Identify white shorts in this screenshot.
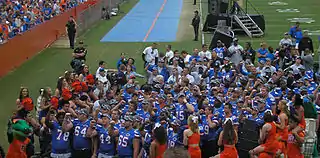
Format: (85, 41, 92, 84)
(50, 153, 71, 158)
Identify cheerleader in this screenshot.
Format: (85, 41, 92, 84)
(183, 115, 201, 158)
(212, 118, 238, 158)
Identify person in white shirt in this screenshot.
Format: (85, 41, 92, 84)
(142, 43, 159, 66)
(228, 38, 244, 65)
(180, 68, 195, 84)
(165, 45, 174, 63)
(96, 68, 111, 90)
(261, 58, 276, 76)
(181, 51, 191, 68)
(279, 32, 292, 47)
(96, 61, 106, 77)
(290, 56, 305, 75)
(198, 44, 212, 60)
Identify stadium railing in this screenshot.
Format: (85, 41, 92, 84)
(0, 0, 123, 78)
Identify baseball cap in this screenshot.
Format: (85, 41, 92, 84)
(101, 113, 111, 119)
(177, 93, 186, 98)
(99, 68, 105, 72)
(79, 109, 89, 116)
(233, 38, 238, 42)
(125, 84, 135, 89)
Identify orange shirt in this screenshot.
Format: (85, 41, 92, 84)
(287, 131, 304, 158)
(155, 142, 167, 158)
(6, 138, 30, 158)
(188, 132, 201, 158)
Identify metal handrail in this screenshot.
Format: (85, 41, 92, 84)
(245, 0, 261, 15)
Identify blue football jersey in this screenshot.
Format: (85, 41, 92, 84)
(167, 128, 180, 148)
(200, 115, 219, 141)
(96, 125, 116, 155)
(175, 103, 189, 125)
(51, 121, 71, 153)
(72, 119, 91, 150)
(117, 128, 141, 156)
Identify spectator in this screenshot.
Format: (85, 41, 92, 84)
(157, 59, 170, 82)
(165, 45, 174, 63)
(256, 42, 268, 63)
(181, 50, 191, 68)
(168, 50, 185, 68)
(212, 40, 227, 62)
(301, 48, 313, 71)
(142, 43, 159, 66)
(289, 56, 305, 76)
(279, 32, 292, 47)
(189, 48, 201, 63)
(298, 31, 314, 54)
(127, 58, 136, 72)
(243, 42, 256, 63)
(289, 22, 300, 39)
(96, 61, 106, 77)
(117, 53, 127, 70)
(228, 38, 243, 65)
(199, 44, 211, 60)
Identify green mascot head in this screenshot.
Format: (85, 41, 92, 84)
(11, 119, 33, 140)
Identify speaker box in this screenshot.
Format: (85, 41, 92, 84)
(242, 119, 258, 131)
(237, 138, 259, 151)
(238, 130, 259, 141)
(209, 29, 233, 50)
(237, 148, 250, 158)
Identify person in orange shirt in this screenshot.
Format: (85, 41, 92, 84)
(276, 100, 289, 158)
(287, 116, 305, 158)
(183, 115, 201, 158)
(212, 118, 238, 158)
(249, 110, 280, 158)
(150, 124, 167, 158)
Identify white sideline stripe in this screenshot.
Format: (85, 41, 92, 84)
(200, 0, 204, 45)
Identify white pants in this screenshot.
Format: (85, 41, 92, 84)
(98, 153, 113, 158)
(50, 153, 71, 158)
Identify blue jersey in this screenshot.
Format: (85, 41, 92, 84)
(200, 115, 219, 141)
(72, 119, 91, 150)
(51, 121, 71, 154)
(117, 128, 141, 156)
(167, 128, 180, 148)
(175, 103, 189, 125)
(96, 125, 116, 155)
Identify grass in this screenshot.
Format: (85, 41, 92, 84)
(202, 0, 320, 50)
(0, 0, 201, 150)
(0, 0, 319, 151)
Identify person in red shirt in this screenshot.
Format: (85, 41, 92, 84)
(184, 115, 201, 158)
(249, 110, 280, 158)
(287, 116, 305, 158)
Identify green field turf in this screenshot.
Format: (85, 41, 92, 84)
(0, 0, 319, 150)
(202, 0, 320, 50)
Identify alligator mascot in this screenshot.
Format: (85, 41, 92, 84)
(6, 119, 33, 158)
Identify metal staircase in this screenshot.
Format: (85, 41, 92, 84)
(234, 14, 264, 38)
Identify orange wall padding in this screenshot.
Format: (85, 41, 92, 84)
(0, 1, 95, 78)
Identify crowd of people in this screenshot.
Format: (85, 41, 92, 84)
(0, 0, 88, 43)
(3, 22, 320, 158)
